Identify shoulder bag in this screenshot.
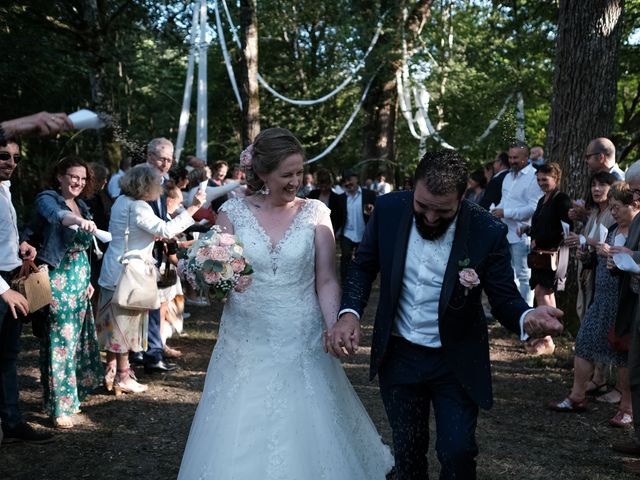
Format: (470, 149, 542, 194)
(112, 202, 161, 311)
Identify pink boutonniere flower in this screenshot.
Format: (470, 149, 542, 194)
(459, 267, 480, 295)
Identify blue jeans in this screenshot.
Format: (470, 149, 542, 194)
(143, 307, 163, 364)
(379, 337, 479, 480)
(510, 239, 533, 306)
(0, 295, 24, 428)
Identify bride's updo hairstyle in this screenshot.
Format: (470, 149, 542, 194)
(243, 128, 305, 194)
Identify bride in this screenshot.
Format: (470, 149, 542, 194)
(178, 128, 393, 479)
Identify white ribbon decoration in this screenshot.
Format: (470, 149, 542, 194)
(174, 4, 200, 163)
(196, 0, 210, 158)
(221, 0, 385, 106)
(214, 0, 243, 111)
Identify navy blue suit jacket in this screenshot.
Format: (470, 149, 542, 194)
(341, 191, 530, 409)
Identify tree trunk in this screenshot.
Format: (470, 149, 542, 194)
(545, 0, 625, 332)
(361, 0, 433, 176)
(239, 0, 260, 147)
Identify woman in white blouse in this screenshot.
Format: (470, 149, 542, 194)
(96, 164, 205, 395)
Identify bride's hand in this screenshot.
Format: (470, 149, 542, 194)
(327, 313, 361, 359)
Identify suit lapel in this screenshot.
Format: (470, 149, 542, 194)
(439, 201, 471, 318)
(389, 203, 414, 307)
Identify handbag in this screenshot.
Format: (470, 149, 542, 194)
(608, 325, 630, 353)
(11, 260, 52, 313)
(527, 249, 559, 272)
(157, 252, 178, 289)
(112, 203, 161, 311)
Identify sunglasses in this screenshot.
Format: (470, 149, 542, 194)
(0, 152, 20, 163)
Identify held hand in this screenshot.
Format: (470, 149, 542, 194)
(596, 242, 610, 257)
(192, 189, 206, 208)
(327, 313, 361, 359)
(524, 306, 564, 338)
(363, 204, 374, 216)
(0, 289, 29, 319)
(564, 232, 580, 248)
(491, 208, 504, 219)
(78, 218, 97, 233)
(19, 241, 37, 261)
(610, 245, 633, 255)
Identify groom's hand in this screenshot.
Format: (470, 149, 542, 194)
(523, 306, 564, 338)
(327, 313, 361, 359)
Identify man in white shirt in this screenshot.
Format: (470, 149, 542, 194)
(374, 174, 392, 196)
(106, 157, 131, 199)
(329, 150, 563, 479)
(0, 140, 52, 444)
(530, 145, 545, 167)
(491, 141, 543, 306)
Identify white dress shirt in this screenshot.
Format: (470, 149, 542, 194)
(393, 220, 457, 347)
(0, 182, 23, 294)
(343, 188, 366, 243)
(496, 164, 542, 244)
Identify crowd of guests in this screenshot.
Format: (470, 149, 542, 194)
(1, 111, 640, 474)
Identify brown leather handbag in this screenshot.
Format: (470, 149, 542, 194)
(527, 249, 559, 272)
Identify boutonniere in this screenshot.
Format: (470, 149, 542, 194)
(458, 258, 480, 295)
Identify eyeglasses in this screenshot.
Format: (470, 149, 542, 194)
(0, 152, 21, 163)
(151, 152, 173, 164)
(584, 151, 602, 160)
(65, 173, 87, 185)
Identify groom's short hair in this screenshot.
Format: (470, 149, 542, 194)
(414, 150, 469, 198)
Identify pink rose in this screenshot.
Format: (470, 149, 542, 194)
(203, 271, 222, 285)
(459, 268, 480, 289)
(231, 258, 246, 273)
(234, 275, 252, 293)
(219, 233, 236, 246)
(210, 246, 231, 262)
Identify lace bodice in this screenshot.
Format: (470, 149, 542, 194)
(217, 198, 331, 356)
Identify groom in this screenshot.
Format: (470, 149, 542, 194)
(328, 150, 563, 479)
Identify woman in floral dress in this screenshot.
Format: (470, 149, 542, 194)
(24, 157, 102, 429)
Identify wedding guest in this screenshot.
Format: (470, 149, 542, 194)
(611, 161, 640, 474)
(374, 174, 392, 196)
(226, 163, 247, 199)
(492, 141, 543, 306)
(297, 172, 315, 198)
(329, 150, 563, 479)
(530, 145, 545, 167)
(106, 157, 131, 199)
(0, 139, 52, 444)
(184, 168, 240, 223)
(23, 157, 103, 429)
(96, 165, 205, 395)
(549, 182, 635, 427)
(86, 162, 113, 301)
(307, 169, 345, 234)
(178, 128, 393, 479)
(339, 170, 377, 280)
(479, 152, 509, 210)
(169, 165, 190, 191)
(483, 161, 494, 185)
(525, 163, 572, 355)
(463, 169, 486, 204)
(565, 172, 616, 396)
(208, 160, 229, 212)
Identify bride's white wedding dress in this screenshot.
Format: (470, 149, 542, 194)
(178, 198, 393, 479)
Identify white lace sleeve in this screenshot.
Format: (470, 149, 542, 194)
(219, 197, 244, 229)
(305, 198, 331, 228)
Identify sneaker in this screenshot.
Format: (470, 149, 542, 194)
(2, 422, 54, 444)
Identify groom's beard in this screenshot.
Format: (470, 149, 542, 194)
(414, 210, 457, 241)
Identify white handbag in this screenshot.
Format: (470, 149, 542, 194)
(112, 203, 160, 311)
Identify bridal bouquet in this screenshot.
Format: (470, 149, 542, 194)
(178, 226, 253, 300)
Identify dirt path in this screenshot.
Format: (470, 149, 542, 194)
(0, 287, 637, 479)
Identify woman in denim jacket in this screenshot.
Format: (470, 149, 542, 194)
(23, 157, 102, 429)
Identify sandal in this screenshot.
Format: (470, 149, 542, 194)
(610, 410, 633, 428)
(103, 366, 116, 392)
(596, 387, 622, 404)
(548, 397, 587, 412)
(53, 415, 74, 429)
(585, 380, 608, 396)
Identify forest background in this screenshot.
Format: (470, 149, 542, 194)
(1, 0, 639, 326)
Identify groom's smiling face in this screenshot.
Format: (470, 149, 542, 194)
(413, 180, 461, 240)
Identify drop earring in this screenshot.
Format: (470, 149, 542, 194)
(259, 184, 270, 195)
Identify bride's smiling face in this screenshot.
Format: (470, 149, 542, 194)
(262, 153, 304, 203)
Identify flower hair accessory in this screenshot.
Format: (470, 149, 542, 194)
(240, 144, 254, 170)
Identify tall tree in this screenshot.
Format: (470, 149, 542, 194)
(361, 0, 433, 171)
(239, 0, 260, 146)
(546, 0, 625, 327)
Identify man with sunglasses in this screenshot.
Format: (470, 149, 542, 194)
(0, 140, 53, 445)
